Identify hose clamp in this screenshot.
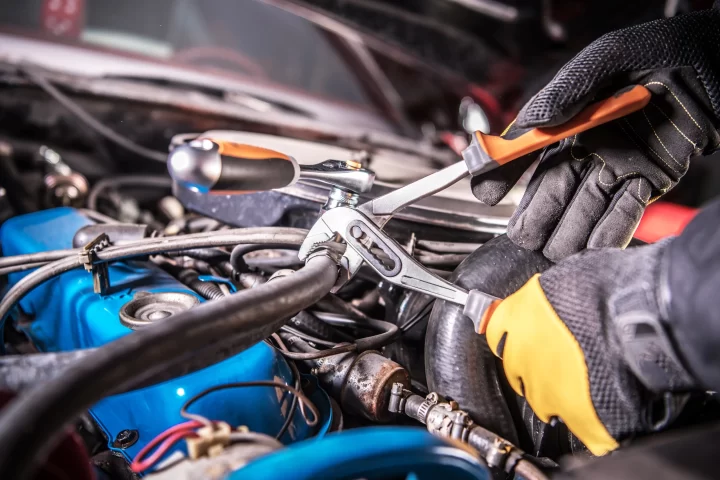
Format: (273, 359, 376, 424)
(78, 233, 111, 295)
(416, 392, 440, 422)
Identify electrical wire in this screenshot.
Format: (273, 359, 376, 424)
(87, 175, 172, 211)
(131, 420, 203, 474)
(228, 431, 284, 450)
(0, 249, 78, 269)
(0, 227, 309, 327)
(398, 300, 435, 333)
(277, 343, 356, 360)
(270, 334, 301, 441)
(280, 326, 337, 348)
(130, 421, 285, 474)
(22, 67, 169, 163)
(0, 262, 46, 277)
(180, 381, 319, 431)
(0, 254, 337, 479)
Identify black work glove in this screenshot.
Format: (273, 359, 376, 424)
(472, 7, 720, 261)
(484, 240, 698, 455)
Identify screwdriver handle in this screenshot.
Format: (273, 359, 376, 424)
(167, 138, 300, 193)
(463, 85, 652, 175)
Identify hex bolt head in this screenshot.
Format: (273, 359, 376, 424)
(112, 429, 139, 449)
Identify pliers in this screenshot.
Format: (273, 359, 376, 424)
(298, 85, 651, 332)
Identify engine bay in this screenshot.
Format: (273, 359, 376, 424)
(2, 2, 720, 478)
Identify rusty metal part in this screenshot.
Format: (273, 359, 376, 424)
(340, 351, 409, 423)
(284, 335, 409, 422)
(389, 384, 549, 479)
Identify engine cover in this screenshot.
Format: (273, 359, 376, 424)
(0, 208, 321, 462)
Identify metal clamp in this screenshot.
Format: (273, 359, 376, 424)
(79, 233, 111, 295)
(416, 392, 441, 423)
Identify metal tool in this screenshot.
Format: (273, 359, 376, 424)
(167, 86, 651, 331)
(167, 138, 374, 196)
(298, 85, 652, 331)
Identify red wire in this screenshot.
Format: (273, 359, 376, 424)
(130, 420, 205, 474)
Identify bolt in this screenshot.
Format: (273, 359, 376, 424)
(112, 429, 139, 449)
(350, 225, 364, 239)
(344, 159, 362, 170)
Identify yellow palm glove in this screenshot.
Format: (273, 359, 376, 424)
(482, 244, 698, 455)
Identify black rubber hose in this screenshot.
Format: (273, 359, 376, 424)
(230, 244, 300, 273)
(425, 235, 552, 446)
(0, 254, 338, 480)
(87, 175, 172, 211)
(287, 311, 353, 343)
(0, 350, 97, 392)
(178, 269, 225, 300)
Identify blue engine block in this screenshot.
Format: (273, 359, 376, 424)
(0, 208, 325, 463)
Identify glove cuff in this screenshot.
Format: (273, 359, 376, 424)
(609, 245, 698, 392)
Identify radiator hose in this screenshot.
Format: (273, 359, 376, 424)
(425, 235, 552, 445)
(0, 253, 338, 480)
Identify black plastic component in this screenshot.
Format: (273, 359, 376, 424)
(425, 234, 552, 447)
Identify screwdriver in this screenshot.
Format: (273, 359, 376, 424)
(167, 138, 300, 193)
(167, 138, 375, 195)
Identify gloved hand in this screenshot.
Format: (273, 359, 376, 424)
(472, 7, 720, 261)
(482, 241, 698, 456)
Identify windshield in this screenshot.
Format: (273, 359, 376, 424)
(0, 0, 373, 107)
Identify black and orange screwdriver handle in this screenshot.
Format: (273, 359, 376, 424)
(167, 138, 300, 193)
(463, 85, 651, 175)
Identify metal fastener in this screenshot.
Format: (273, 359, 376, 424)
(112, 429, 139, 449)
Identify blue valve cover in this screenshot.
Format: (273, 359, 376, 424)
(0, 208, 324, 463)
(232, 427, 491, 480)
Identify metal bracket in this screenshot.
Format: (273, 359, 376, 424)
(79, 233, 111, 295)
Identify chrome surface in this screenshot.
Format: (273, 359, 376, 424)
(167, 141, 222, 193)
(300, 207, 469, 305)
(299, 160, 375, 193)
(358, 160, 471, 228)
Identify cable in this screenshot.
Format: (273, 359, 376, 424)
(278, 343, 357, 360)
(180, 381, 319, 430)
(309, 311, 400, 348)
(228, 431, 284, 450)
(0, 249, 78, 269)
(22, 67, 168, 163)
(77, 208, 120, 224)
(0, 262, 47, 276)
(87, 175, 172, 211)
(0, 227, 309, 326)
(398, 300, 435, 333)
(280, 326, 337, 348)
(270, 334, 301, 441)
(315, 294, 373, 323)
(131, 420, 203, 474)
(0, 253, 337, 479)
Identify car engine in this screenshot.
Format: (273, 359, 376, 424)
(1, 3, 720, 477)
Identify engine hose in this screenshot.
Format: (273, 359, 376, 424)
(425, 235, 552, 446)
(230, 243, 300, 273)
(0, 249, 78, 269)
(0, 253, 338, 480)
(287, 310, 354, 343)
(178, 269, 225, 300)
(0, 227, 308, 326)
(0, 350, 97, 392)
(86, 175, 172, 211)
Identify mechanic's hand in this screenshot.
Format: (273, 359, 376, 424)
(472, 7, 720, 261)
(483, 242, 698, 455)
